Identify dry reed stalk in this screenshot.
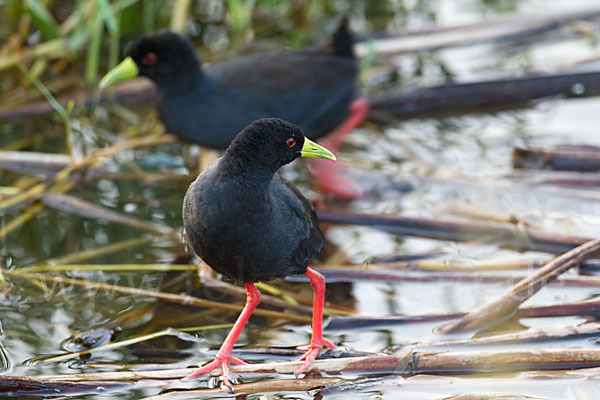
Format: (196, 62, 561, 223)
(313, 268, 600, 287)
(318, 211, 590, 254)
(144, 378, 344, 398)
(203, 274, 354, 316)
(325, 299, 600, 330)
(41, 192, 179, 239)
(36, 348, 600, 383)
(4, 271, 311, 323)
(439, 238, 600, 333)
(418, 322, 600, 348)
(0, 376, 127, 396)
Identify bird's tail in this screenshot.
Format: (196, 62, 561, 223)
(330, 15, 354, 58)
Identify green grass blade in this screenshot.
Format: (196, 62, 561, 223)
(227, 0, 251, 32)
(0, 261, 5, 284)
(256, 282, 299, 305)
(31, 324, 232, 365)
(46, 237, 154, 265)
(143, 0, 155, 33)
(117, 0, 140, 9)
(25, 0, 60, 39)
(360, 38, 376, 73)
(16, 63, 66, 118)
(20, 264, 197, 273)
(108, 1, 121, 69)
(97, 0, 117, 34)
(85, 1, 104, 85)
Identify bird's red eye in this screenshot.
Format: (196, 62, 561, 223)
(286, 138, 296, 148)
(142, 52, 157, 65)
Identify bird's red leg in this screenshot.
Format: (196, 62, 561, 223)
(322, 97, 370, 151)
(181, 283, 261, 387)
(295, 267, 335, 376)
(309, 98, 370, 199)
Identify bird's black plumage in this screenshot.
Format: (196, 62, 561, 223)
(183, 118, 324, 283)
(178, 118, 336, 385)
(107, 18, 357, 149)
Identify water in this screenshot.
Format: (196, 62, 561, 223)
(2, 0, 600, 398)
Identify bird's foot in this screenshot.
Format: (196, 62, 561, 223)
(294, 338, 335, 377)
(180, 353, 247, 389)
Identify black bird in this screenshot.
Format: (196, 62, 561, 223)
(99, 18, 364, 148)
(181, 118, 336, 386)
(99, 18, 368, 198)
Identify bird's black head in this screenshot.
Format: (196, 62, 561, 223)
(224, 118, 336, 174)
(128, 30, 201, 86)
(99, 30, 201, 89)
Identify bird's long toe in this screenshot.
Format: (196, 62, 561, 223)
(180, 358, 221, 381)
(230, 355, 248, 365)
(295, 345, 321, 376)
(296, 338, 334, 351)
(180, 353, 243, 386)
(294, 338, 335, 376)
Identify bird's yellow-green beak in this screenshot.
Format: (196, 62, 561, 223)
(300, 138, 336, 161)
(99, 57, 139, 89)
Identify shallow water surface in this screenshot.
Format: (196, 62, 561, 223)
(2, 0, 600, 399)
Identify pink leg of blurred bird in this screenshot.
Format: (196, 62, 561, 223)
(295, 267, 335, 376)
(309, 98, 370, 199)
(181, 283, 260, 387)
(323, 97, 369, 151)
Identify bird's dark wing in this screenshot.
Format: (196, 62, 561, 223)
(272, 174, 324, 268)
(206, 50, 357, 139)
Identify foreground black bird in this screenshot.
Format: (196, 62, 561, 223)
(99, 18, 368, 197)
(181, 118, 336, 386)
